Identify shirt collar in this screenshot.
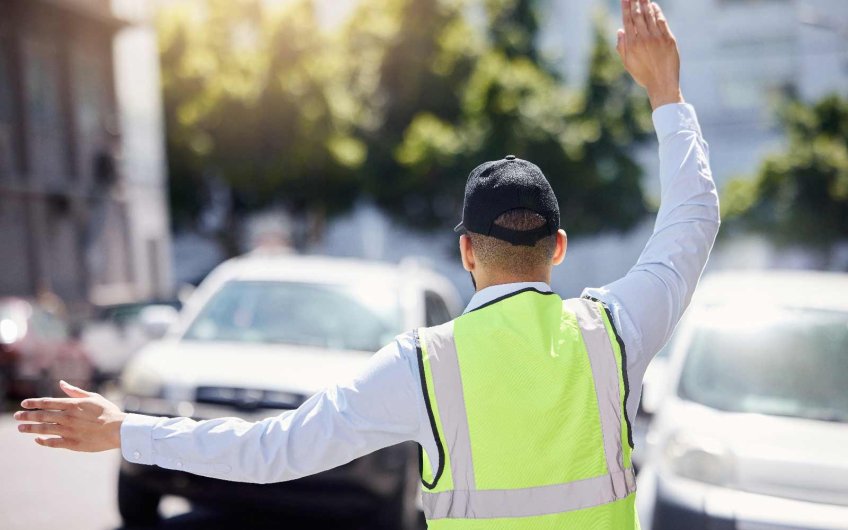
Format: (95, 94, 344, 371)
(463, 282, 553, 314)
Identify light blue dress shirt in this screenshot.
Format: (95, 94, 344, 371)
(120, 103, 720, 485)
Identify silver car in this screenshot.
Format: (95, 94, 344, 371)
(118, 252, 462, 528)
(637, 271, 848, 530)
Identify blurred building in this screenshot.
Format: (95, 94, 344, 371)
(0, 0, 172, 311)
(541, 0, 848, 189)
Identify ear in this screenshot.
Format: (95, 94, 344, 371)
(459, 234, 475, 272)
(551, 229, 567, 266)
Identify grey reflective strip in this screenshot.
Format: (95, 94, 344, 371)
(422, 468, 637, 520)
(420, 322, 476, 491)
(564, 298, 629, 497)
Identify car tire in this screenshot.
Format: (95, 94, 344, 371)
(374, 458, 421, 530)
(118, 470, 162, 527)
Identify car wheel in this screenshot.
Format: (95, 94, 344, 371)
(374, 458, 421, 530)
(118, 469, 162, 527)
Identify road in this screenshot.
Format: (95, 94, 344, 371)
(0, 398, 425, 530)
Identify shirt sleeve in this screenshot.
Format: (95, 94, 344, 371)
(119, 332, 433, 484)
(582, 103, 720, 417)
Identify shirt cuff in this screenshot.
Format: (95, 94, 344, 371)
(652, 102, 701, 142)
(120, 413, 160, 466)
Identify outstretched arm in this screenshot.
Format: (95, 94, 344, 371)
(583, 0, 720, 418)
(15, 335, 432, 484)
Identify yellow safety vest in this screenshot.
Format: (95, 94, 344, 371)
(415, 289, 639, 529)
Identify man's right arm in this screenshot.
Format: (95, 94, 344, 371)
(15, 333, 435, 485)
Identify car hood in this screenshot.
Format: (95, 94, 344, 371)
(128, 339, 374, 396)
(657, 401, 848, 506)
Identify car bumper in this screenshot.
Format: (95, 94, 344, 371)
(653, 474, 848, 530)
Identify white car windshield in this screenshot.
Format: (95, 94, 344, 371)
(678, 307, 848, 423)
(183, 280, 402, 352)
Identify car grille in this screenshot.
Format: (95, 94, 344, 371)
(195, 386, 306, 411)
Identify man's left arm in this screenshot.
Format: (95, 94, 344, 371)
(15, 336, 430, 485)
(582, 0, 720, 420)
(583, 103, 719, 381)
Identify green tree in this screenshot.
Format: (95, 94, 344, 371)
(343, 0, 480, 228)
(160, 0, 653, 243)
(159, 0, 366, 242)
(722, 94, 848, 250)
(391, 5, 652, 233)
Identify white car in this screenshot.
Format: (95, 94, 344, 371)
(118, 252, 462, 528)
(637, 271, 848, 530)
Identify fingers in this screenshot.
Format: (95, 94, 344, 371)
(622, 0, 635, 36)
(18, 422, 71, 436)
(653, 3, 673, 39)
(20, 397, 80, 411)
(631, 0, 649, 36)
(35, 436, 75, 450)
(14, 409, 71, 424)
(643, 0, 660, 36)
(616, 29, 626, 60)
(60, 380, 94, 398)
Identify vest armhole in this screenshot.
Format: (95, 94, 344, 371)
(414, 328, 446, 490)
(582, 296, 635, 450)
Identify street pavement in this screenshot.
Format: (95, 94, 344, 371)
(1, 399, 425, 530)
(0, 403, 199, 530)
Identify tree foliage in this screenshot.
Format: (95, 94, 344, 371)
(159, 0, 652, 240)
(722, 94, 848, 247)
(160, 0, 366, 228)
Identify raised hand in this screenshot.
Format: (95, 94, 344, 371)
(617, 0, 683, 110)
(14, 380, 127, 452)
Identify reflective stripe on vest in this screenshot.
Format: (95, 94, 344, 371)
(416, 293, 636, 524)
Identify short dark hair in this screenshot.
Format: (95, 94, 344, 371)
(467, 209, 557, 275)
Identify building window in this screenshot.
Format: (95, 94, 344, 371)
(71, 45, 109, 184)
(23, 38, 67, 186)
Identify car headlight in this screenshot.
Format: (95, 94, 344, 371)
(663, 432, 735, 487)
(0, 318, 24, 345)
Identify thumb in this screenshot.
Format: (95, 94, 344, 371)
(616, 29, 626, 61)
(60, 380, 93, 398)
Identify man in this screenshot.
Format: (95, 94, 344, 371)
(15, 1, 719, 527)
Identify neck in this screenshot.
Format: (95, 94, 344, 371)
(473, 271, 551, 292)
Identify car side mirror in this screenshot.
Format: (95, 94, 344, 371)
(139, 305, 179, 339)
(177, 283, 195, 306)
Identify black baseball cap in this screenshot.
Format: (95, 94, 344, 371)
(454, 155, 560, 246)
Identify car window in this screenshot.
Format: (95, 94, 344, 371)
(678, 307, 848, 423)
(425, 291, 452, 327)
(183, 280, 402, 352)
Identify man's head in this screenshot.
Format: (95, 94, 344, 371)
(455, 156, 567, 289)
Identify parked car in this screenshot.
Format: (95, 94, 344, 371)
(636, 271, 848, 530)
(118, 253, 462, 528)
(82, 299, 182, 384)
(631, 342, 671, 471)
(0, 297, 94, 401)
